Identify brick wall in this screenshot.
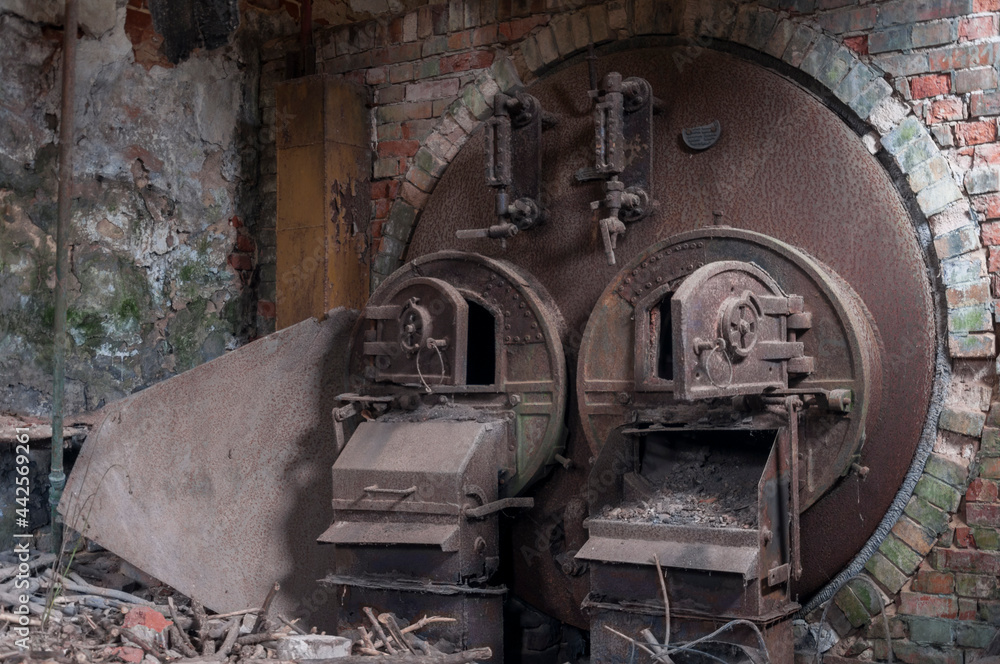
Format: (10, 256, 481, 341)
(255, 0, 1000, 659)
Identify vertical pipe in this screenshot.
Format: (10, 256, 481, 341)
(50, 0, 78, 554)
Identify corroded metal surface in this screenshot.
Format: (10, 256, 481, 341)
(60, 309, 358, 628)
(409, 47, 934, 624)
(348, 251, 568, 497)
(578, 228, 883, 512)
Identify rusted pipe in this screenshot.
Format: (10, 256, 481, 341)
(50, 0, 78, 554)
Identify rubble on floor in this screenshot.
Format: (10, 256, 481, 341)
(0, 547, 491, 663)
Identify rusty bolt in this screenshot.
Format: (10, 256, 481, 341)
(617, 392, 631, 405)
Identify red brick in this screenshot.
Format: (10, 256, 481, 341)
(928, 43, 995, 72)
(123, 607, 171, 633)
(974, 193, 1000, 219)
(388, 16, 403, 44)
(498, 15, 548, 42)
(235, 235, 254, 253)
(405, 78, 460, 101)
(843, 35, 868, 55)
(365, 67, 387, 85)
(989, 247, 1000, 273)
(228, 254, 253, 271)
(911, 74, 952, 99)
(982, 457, 1000, 479)
(439, 50, 495, 73)
(913, 570, 956, 595)
(957, 525, 974, 548)
(401, 119, 436, 141)
(374, 197, 391, 219)
(257, 300, 276, 319)
(959, 597, 978, 619)
(968, 478, 1000, 502)
(960, 15, 998, 42)
(975, 0, 1000, 9)
(230, 215, 243, 229)
(370, 179, 400, 200)
(984, 220, 1000, 246)
(928, 97, 965, 124)
(471, 25, 498, 46)
(377, 139, 420, 158)
(969, 503, 1000, 527)
(936, 548, 1000, 574)
(956, 120, 998, 146)
(898, 591, 959, 618)
(977, 143, 1000, 166)
(447, 30, 472, 50)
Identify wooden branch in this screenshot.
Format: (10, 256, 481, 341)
(170, 625, 199, 658)
(310, 646, 492, 664)
(123, 627, 167, 659)
(380, 614, 417, 655)
(653, 553, 673, 663)
(0, 613, 41, 627)
(279, 614, 307, 636)
(168, 597, 199, 657)
(216, 618, 240, 660)
(364, 607, 396, 655)
(252, 583, 280, 634)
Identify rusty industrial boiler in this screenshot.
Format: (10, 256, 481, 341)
(317, 45, 935, 664)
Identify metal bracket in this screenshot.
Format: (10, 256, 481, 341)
(578, 72, 656, 265)
(460, 91, 546, 246)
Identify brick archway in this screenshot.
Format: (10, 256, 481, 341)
(365, 0, 994, 625)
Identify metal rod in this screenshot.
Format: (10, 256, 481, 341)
(50, 0, 78, 554)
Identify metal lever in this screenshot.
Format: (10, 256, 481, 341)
(592, 179, 649, 265)
(464, 496, 534, 519)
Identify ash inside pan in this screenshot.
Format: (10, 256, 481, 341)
(601, 429, 776, 529)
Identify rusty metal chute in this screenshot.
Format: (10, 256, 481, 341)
(59, 309, 359, 626)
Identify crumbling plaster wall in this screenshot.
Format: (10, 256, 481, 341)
(0, 2, 290, 416)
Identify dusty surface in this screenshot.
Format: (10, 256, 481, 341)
(601, 442, 766, 530)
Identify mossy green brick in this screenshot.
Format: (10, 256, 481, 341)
(972, 527, 1000, 550)
(939, 407, 987, 437)
(880, 534, 924, 574)
(848, 578, 885, 615)
(925, 454, 970, 488)
(908, 617, 954, 645)
(982, 426, 1000, 455)
(956, 573, 997, 598)
(904, 494, 951, 534)
(865, 551, 909, 594)
(461, 84, 491, 120)
(956, 621, 995, 648)
(835, 585, 872, 627)
(915, 474, 964, 512)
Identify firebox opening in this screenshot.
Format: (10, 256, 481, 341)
(655, 295, 673, 380)
(466, 299, 497, 385)
(628, 429, 777, 529)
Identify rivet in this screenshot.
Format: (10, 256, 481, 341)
(656, 276, 663, 283)
(505, 336, 512, 342)
(514, 336, 520, 342)
(536, 333, 543, 340)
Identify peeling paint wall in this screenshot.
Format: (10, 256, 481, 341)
(0, 2, 288, 416)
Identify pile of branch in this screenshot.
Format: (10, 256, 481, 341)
(0, 550, 302, 663)
(344, 608, 490, 664)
